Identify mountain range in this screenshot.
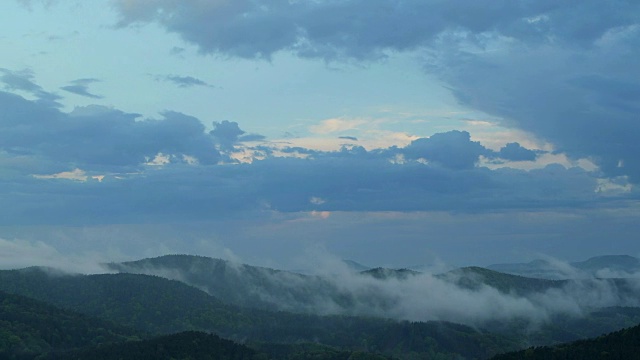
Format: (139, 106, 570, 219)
(2, 254, 640, 359)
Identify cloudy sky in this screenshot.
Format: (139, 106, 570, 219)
(1, 0, 639, 271)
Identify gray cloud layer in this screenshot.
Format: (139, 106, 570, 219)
(0, 93, 219, 172)
(112, 1, 639, 59)
(0, 88, 627, 226)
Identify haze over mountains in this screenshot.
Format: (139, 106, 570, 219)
(488, 255, 640, 280)
(106, 254, 640, 327)
(3, 253, 640, 359)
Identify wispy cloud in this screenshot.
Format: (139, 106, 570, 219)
(156, 74, 214, 88)
(60, 78, 103, 99)
(0, 68, 61, 106)
(310, 118, 367, 134)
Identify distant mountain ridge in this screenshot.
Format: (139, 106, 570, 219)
(105, 254, 640, 332)
(3, 261, 640, 359)
(4, 254, 640, 359)
(107, 254, 367, 314)
(360, 267, 420, 280)
(440, 266, 565, 296)
(0, 266, 518, 360)
(488, 255, 640, 279)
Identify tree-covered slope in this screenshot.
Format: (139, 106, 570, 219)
(440, 266, 565, 295)
(48, 331, 396, 360)
(490, 322, 640, 360)
(104, 255, 640, 351)
(0, 290, 141, 360)
(107, 254, 360, 313)
(43, 331, 264, 360)
(360, 267, 421, 280)
(0, 267, 242, 335)
(0, 267, 519, 359)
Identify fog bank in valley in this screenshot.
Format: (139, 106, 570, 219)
(109, 251, 640, 328)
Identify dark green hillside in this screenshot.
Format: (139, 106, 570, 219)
(360, 267, 420, 280)
(47, 331, 396, 360)
(441, 266, 565, 295)
(253, 342, 394, 360)
(0, 290, 141, 360)
(442, 266, 640, 302)
(106, 255, 640, 353)
(482, 307, 640, 349)
(0, 268, 244, 335)
(109, 255, 437, 318)
(108, 254, 359, 313)
(44, 331, 263, 360)
(237, 313, 518, 359)
(0, 267, 519, 359)
(490, 322, 640, 360)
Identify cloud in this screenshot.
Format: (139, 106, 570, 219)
(310, 118, 367, 134)
(157, 74, 213, 88)
(0, 91, 221, 172)
(112, 249, 640, 328)
(0, 74, 633, 227)
(0, 68, 61, 107)
(402, 130, 490, 170)
(498, 142, 538, 162)
(110, 1, 640, 183)
(210, 120, 246, 151)
(15, 0, 58, 10)
(0, 237, 110, 274)
(33, 168, 89, 181)
(60, 78, 103, 99)
(435, 27, 640, 181)
(238, 133, 267, 142)
(111, 1, 639, 60)
(1, 147, 609, 226)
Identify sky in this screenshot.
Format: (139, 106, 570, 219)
(1, 0, 639, 271)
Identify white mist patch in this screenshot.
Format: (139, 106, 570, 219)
(323, 269, 548, 325)
(109, 250, 640, 328)
(0, 237, 113, 274)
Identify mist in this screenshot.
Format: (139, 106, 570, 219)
(0, 237, 114, 274)
(104, 249, 640, 329)
(3, 234, 639, 329)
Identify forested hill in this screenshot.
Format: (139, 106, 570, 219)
(0, 267, 519, 359)
(5, 256, 640, 359)
(107, 254, 569, 313)
(107, 254, 351, 313)
(0, 290, 394, 360)
(44, 331, 397, 360)
(360, 267, 420, 280)
(440, 266, 565, 295)
(109, 254, 640, 313)
(43, 331, 263, 360)
(0, 290, 141, 359)
(491, 322, 640, 359)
